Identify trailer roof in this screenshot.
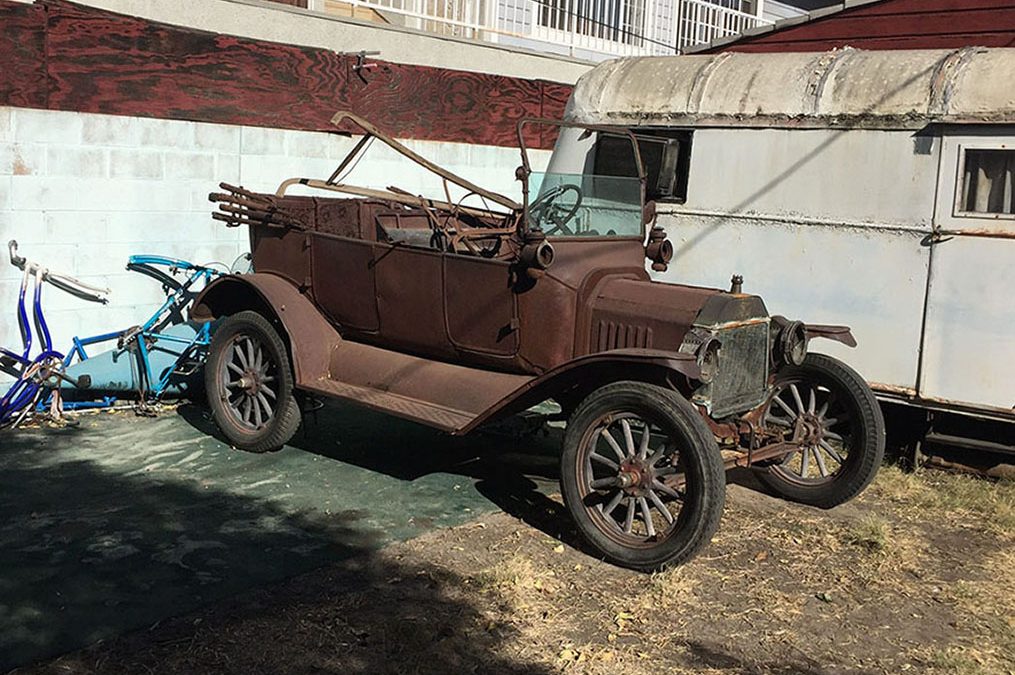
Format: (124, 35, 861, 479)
(565, 47, 1015, 130)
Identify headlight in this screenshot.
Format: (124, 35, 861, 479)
(775, 319, 808, 367)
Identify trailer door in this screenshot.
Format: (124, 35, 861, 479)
(920, 131, 1015, 414)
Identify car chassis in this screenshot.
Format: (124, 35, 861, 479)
(193, 111, 886, 571)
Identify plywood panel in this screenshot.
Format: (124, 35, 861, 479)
(0, 2, 47, 108)
(0, 0, 572, 149)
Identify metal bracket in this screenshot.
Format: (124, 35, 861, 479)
(352, 50, 381, 84)
(921, 230, 954, 247)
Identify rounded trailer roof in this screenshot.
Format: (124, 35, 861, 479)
(565, 47, 1015, 130)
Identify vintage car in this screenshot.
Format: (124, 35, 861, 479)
(192, 112, 885, 571)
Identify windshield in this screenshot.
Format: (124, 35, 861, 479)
(528, 172, 643, 238)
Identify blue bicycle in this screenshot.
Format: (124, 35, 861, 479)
(1, 241, 229, 428)
(1, 241, 109, 428)
(55, 254, 224, 415)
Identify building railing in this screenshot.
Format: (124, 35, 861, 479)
(305, 0, 771, 59)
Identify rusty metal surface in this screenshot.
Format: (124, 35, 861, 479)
(330, 111, 521, 211)
(805, 323, 858, 348)
(192, 274, 341, 387)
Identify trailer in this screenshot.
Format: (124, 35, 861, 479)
(558, 47, 1015, 458)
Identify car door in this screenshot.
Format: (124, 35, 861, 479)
(443, 253, 519, 359)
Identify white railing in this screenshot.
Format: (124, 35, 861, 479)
(675, 0, 763, 50)
(305, 0, 771, 59)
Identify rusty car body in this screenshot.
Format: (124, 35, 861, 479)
(192, 111, 885, 571)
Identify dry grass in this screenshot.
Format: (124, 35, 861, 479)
(27, 465, 1015, 675)
(870, 465, 1015, 538)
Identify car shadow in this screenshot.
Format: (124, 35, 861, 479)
(176, 400, 601, 557)
(177, 400, 781, 560)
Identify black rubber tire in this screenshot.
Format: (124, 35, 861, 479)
(204, 310, 301, 453)
(755, 353, 885, 508)
(560, 381, 725, 573)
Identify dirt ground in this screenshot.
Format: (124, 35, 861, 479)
(18, 463, 1013, 675)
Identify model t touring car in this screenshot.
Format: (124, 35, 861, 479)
(192, 112, 885, 571)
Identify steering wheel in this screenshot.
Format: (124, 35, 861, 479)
(529, 183, 583, 236)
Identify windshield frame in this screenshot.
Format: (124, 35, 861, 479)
(516, 119, 647, 240)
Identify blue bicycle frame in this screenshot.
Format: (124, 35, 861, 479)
(1, 242, 106, 427)
(58, 256, 221, 408)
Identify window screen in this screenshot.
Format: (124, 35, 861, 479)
(960, 149, 1015, 215)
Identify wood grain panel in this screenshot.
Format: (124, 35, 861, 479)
(0, 2, 47, 108)
(44, 0, 352, 131)
(0, 0, 572, 149)
(344, 59, 546, 147)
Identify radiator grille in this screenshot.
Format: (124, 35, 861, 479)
(708, 322, 769, 418)
(593, 321, 654, 352)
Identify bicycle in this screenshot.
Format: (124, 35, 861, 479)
(2, 241, 230, 428)
(56, 254, 224, 414)
(1, 241, 109, 429)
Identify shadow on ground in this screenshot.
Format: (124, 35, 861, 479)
(0, 404, 560, 673)
(178, 400, 587, 546)
(4, 399, 792, 673)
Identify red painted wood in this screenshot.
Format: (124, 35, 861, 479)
(730, 32, 1015, 51)
(712, 0, 1015, 53)
(45, 1, 353, 131)
(845, 0, 1015, 15)
(0, 3, 47, 108)
(0, 0, 572, 149)
(341, 59, 546, 147)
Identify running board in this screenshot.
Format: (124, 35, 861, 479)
(299, 340, 533, 434)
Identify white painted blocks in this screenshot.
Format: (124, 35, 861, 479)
(81, 113, 144, 147)
(165, 152, 216, 180)
(1, 142, 46, 177)
(11, 177, 193, 212)
(194, 123, 240, 152)
(138, 117, 195, 149)
(14, 109, 82, 145)
(109, 148, 164, 179)
(0, 176, 10, 211)
(0, 108, 11, 143)
(46, 146, 105, 177)
(240, 126, 285, 156)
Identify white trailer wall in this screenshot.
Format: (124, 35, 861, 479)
(655, 127, 938, 394)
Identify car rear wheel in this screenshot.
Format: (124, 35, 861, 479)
(205, 310, 301, 453)
(754, 353, 885, 508)
(560, 381, 725, 572)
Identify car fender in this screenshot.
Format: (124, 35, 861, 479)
(805, 324, 858, 348)
(460, 348, 702, 433)
(191, 273, 340, 384)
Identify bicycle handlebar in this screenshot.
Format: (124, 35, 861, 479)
(8, 240, 26, 269)
(8, 239, 111, 303)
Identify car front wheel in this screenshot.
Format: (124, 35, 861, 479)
(754, 353, 885, 508)
(205, 310, 301, 453)
(560, 381, 726, 572)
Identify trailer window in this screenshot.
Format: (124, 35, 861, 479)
(593, 130, 692, 203)
(959, 149, 1015, 216)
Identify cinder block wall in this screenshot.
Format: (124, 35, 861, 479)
(0, 106, 548, 380)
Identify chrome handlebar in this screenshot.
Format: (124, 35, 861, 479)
(8, 239, 111, 304)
